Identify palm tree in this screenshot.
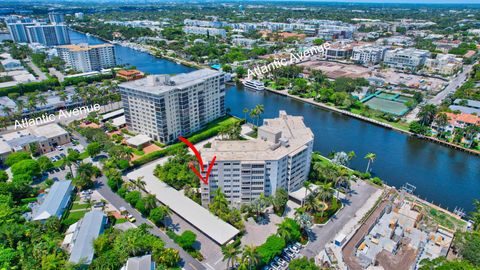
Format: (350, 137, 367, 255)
(242, 108, 249, 123)
(254, 104, 264, 126)
(303, 194, 321, 214)
(434, 113, 449, 135)
(417, 104, 437, 126)
(241, 245, 259, 270)
(15, 99, 25, 115)
(222, 243, 241, 269)
(134, 176, 146, 191)
(302, 180, 312, 206)
(2, 106, 13, 120)
(364, 153, 377, 173)
(317, 183, 334, 218)
(37, 94, 48, 108)
(249, 109, 258, 127)
(277, 221, 292, 242)
(144, 194, 157, 211)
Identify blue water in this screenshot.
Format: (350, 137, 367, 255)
(69, 30, 480, 213)
(69, 30, 194, 75)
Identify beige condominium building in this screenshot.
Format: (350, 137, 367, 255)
(119, 69, 226, 144)
(0, 123, 70, 162)
(57, 43, 116, 72)
(201, 111, 314, 207)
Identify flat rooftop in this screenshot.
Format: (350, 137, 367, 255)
(203, 111, 313, 161)
(58, 43, 113, 52)
(127, 159, 239, 245)
(32, 123, 69, 138)
(119, 69, 221, 95)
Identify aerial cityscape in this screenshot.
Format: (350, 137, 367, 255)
(0, 1, 479, 269)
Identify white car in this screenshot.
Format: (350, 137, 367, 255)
(293, 242, 303, 250)
(270, 261, 281, 270)
(274, 257, 287, 267)
(284, 249, 296, 258)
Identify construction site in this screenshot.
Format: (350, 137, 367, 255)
(320, 186, 466, 270)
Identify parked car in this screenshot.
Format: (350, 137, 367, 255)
(293, 242, 302, 250)
(126, 214, 136, 223)
(274, 257, 287, 267)
(56, 146, 64, 151)
(281, 254, 291, 262)
(270, 261, 281, 270)
(284, 249, 296, 258)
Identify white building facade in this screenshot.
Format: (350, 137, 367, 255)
(57, 44, 116, 72)
(183, 26, 227, 38)
(201, 111, 314, 207)
(351, 45, 388, 65)
(119, 69, 226, 144)
(383, 48, 431, 71)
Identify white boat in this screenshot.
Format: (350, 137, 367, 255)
(243, 80, 265, 91)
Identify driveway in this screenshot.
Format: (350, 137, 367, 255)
(126, 155, 229, 270)
(301, 180, 378, 258)
(95, 176, 206, 270)
(25, 59, 48, 80)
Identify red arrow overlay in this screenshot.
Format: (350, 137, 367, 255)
(179, 136, 216, 185)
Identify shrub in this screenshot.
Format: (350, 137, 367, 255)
(5, 151, 31, 167)
(125, 191, 141, 206)
(257, 235, 285, 265)
(371, 177, 383, 186)
(135, 199, 147, 215)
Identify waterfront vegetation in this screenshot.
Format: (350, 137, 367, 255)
(408, 65, 480, 150)
(262, 66, 413, 129)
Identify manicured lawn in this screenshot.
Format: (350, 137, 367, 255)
(132, 148, 145, 156)
(71, 203, 90, 210)
(116, 218, 128, 224)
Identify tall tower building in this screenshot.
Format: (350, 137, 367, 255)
(119, 69, 226, 144)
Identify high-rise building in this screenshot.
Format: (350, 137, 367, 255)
(7, 15, 70, 46)
(6, 21, 35, 43)
(201, 111, 314, 207)
(119, 69, 226, 144)
(48, 12, 65, 24)
(26, 24, 70, 46)
(57, 43, 116, 72)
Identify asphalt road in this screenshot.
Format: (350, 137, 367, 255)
(72, 128, 205, 270)
(95, 176, 206, 270)
(428, 64, 474, 106)
(405, 64, 475, 122)
(301, 180, 378, 258)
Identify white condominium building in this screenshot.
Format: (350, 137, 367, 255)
(183, 26, 227, 38)
(184, 19, 223, 28)
(351, 45, 388, 65)
(383, 48, 431, 71)
(57, 43, 116, 72)
(119, 69, 226, 144)
(201, 111, 314, 207)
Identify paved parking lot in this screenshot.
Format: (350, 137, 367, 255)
(242, 211, 283, 247)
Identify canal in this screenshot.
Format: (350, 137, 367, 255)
(69, 30, 480, 213)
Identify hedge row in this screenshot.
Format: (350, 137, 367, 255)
(0, 73, 115, 97)
(61, 73, 114, 87)
(131, 116, 242, 167)
(0, 78, 59, 97)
